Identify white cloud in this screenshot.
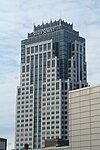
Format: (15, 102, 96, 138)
(0, 0, 100, 149)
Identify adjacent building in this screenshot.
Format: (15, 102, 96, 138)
(0, 138, 7, 150)
(15, 19, 88, 150)
(68, 84, 100, 150)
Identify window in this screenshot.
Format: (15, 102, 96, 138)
(43, 103, 46, 106)
(47, 88, 50, 91)
(43, 93, 46, 96)
(48, 52, 51, 59)
(51, 131, 54, 134)
(51, 97, 54, 100)
(17, 115, 20, 118)
(30, 87, 33, 94)
(39, 45, 42, 52)
(27, 48, 30, 54)
(30, 95, 33, 98)
(47, 126, 50, 129)
(47, 70, 50, 73)
(35, 46, 38, 53)
(51, 116, 54, 119)
(51, 111, 54, 114)
(42, 127, 45, 130)
(27, 56, 30, 63)
(47, 112, 50, 115)
(29, 128, 32, 131)
(51, 106, 54, 110)
(47, 131, 50, 134)
(52, 60, 55, 67)
(48, 43, 51, 50)
(43, 85, 46, 91)
(52, 92, 55, 95)
(47, 107, 50, 110)
(52, 74, 55, 76)
(31, 47, 34, 53)
(22, 79, 25, 82)
(56, 131, 59, 134)
(22, 66, 25, 73)
(26, 65, 29, 72)
(17, 120, 20, 123)
(43, 44, 46, 51)
(47, 102, 50, 105)
(22, 74, 25, 77)
(43, 98, 46, 101)
(56, 116, 59, 119)
(52, 78, 55, 81)
(56, 83, 59, 90)
(47, 61, 50, 68)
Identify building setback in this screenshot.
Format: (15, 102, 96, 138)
(15, 19, 88, 150)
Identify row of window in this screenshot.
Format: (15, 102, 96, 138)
(16, 132, 32, 137)
(26, 52, 51, 63)
(42, 116, 59, 120)
(42, 131, 59, 135)
(21, 82, 29, 86)
(16, 128, 32, 132)
(16, 142, 32, 147)
(42, 111, 59, 115)
(47, 60, 55, 68)
(22, 73, 29, 77)
(17, 101, 33, 105)
(17, 96, 33, 101)
(16, 137, 32, 142)
(17, 118, 32, 123)
(42, 121, 59, 125)
(43, 82, 59, 91)
(17, 109, 33, 113)
(42, 105, 59, 110)
(17, 104, 33, 109)
(17, 123, 32, 127)
(47, 69, 56, 73)
(42, 126, 59, 130)
(42, 101, 59, 106)
(27, 43, 51, 54)
(43, 95, 67, 100)
(42, 136, 59, 140)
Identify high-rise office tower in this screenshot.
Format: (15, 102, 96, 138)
(15, 19, 88, 150)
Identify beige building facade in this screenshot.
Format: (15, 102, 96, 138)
(69, 84, 100, 150)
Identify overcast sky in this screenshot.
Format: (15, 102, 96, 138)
(0, 0, 100, 150)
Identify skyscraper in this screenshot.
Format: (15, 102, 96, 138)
(15, 19, 88, 150)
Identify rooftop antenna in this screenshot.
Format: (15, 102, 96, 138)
(50, 19, 52, 27)
(59, 18, 62, 26)
(72, 22, 73, 28)
(42, 21, 44, 29)
(33, 23, 35, 31)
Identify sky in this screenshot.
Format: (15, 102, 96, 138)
(0, 0, 100, 149)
